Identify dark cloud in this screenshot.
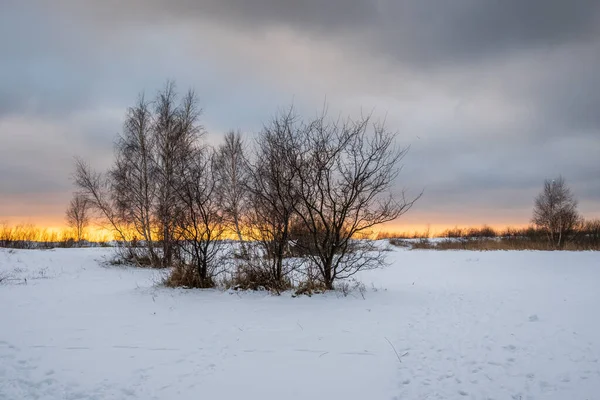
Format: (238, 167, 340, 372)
(56, 0, 600, 135)
(536, 53, 600, 133)
(61, 0, 600, 66)
(1, 0, 599, 224)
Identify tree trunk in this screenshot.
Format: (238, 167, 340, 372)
(162, 224, 171, 267)
(323, 257, 334, 290)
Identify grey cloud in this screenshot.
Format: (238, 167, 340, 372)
(0, 112, 118, 197)
(396, 120, 600, 213)
(56, 0, 600, 136)
(537, 58, 600, 133)
(63, 0, 600, 66)
(1, 0, 599, 224)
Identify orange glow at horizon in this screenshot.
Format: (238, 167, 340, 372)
(2, 215, 531, 240)
(377, 223, 529, 236)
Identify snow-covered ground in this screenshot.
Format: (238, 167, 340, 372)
(1, 247, 599, 400)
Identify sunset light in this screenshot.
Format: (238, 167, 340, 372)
(2, 2, 599, 399)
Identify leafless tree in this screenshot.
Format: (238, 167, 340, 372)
(153, 82, 202, 267)
(73, 82, 203, 267)
(245, 108, 302, 285)
(532, 176, 581, 249)
(65, 193, 91, 243)
(288, 111, 421, 289)
(73, 158, 128, 243)
(171, 147, 227, 287)
(215, 131, 249, 247)
(110, 95, 160, 264)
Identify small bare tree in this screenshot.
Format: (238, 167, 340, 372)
(288, 111, 421, 289)
(153, 82, 202, 267)
(74, 158, 129, 243)
(532, 176, 581, 249)
(170, 148, 227, 287)
(74, 158, 151, 262)
(244, 108, 302, 287)
(110, 95, 160, 264)
(73, 82, 203, 268)
(215, 131, 249, 246)
(65, 193, 91, 243)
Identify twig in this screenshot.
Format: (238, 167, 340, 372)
(384, 337, 405, 363)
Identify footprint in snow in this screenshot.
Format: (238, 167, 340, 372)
(528, 314, 539, 322)
(503, 344, 517, 352)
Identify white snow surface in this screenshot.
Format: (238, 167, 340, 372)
(1, 246, 599, 400)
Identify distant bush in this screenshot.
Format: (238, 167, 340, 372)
(376, 228, 431, 240)
(441, 225, 497, 239)
(572, 219, 600, 249)
(388, 238, 412, 248)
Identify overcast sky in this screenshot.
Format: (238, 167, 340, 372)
(1, 0, 599, 231)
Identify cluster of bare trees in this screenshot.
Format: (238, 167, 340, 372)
(71, 82, 418, 290)
(73, 83, 223, 284)
(227, 107, 420, 290)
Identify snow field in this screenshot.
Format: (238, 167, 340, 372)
(1, 247, 599, 399)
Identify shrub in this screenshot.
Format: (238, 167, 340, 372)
(388, 238, 411, 248)
(164, 265, 216, 289)
(293, 278, 328, 297)
(226, 261, 293, 294)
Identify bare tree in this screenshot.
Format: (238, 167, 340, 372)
(73, 82, 203, 268)
(65, 193, 91, 243)
(532, 176, 581, 249)
(245, 108, 302, 286)
(171, 148, 227, 287)
(153, 82, 202, 267)
(288, 111, 421, 289)
(215, 131, 249, 246)
(73, 157, 128, 243)
(110, 95, 159, 264)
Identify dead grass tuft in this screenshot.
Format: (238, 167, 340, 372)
(401, 238, 599, 251)
(164, 265, 215, 289)
(293, 278, 328, 297)
(225, 263, 292, 294)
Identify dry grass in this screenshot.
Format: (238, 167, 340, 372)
(388, 238, 412, 248)
(397, 238, 600, 251)
(225, 263, 293, 294)
(293, 278, 328, 297)
(164, 265, 216, 289)
(391, 221, 600, 251)
(0, 222, 106, 249)
(376, 229, 431, 240)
